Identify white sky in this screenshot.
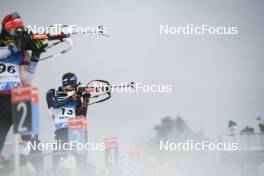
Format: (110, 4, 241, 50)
(1, 0, 264, 165)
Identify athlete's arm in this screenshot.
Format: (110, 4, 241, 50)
(19, 39, 46, 84)
(19, 52, 39, 84)
(46, 89, 72, 109)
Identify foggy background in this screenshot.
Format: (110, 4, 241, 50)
(1, 0, 264, 172)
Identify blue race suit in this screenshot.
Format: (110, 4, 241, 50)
(46, 87, 87, 132)
(46, 87, 88, 169)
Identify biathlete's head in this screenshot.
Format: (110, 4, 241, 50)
(1, 12, 24, 37)
(62, 72, 78, 92)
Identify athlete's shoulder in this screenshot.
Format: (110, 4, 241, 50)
(0, 46, 11, 60)
(46, 88, 56, 107)
(46, 88, 56, 96)
(0, 47, 25, 65)
(46, 87, 64, 97)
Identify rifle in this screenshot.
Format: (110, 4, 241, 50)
(76, 80, 134, 105)
(12, 26, 109, 61)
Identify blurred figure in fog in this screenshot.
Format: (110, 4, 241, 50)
(228, 120, 237, 134)
(256, 116, 264, 133)
(240, 126, 255, 135)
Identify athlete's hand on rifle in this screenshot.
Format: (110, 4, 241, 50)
(69, 90, 90, 106)
(82, 93, 90, 107)
(28, 40, 48, 58)
(13, 30, 47, 57)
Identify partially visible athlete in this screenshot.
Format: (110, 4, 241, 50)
(46, 72, 90, 172)
(0, 12, 46, 171)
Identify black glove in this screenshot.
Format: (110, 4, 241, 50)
(28, 39, 47, 58)
(28, 39, 47, 52)
(82, 93, 91, 107)
(14, 33, 47, 57)
(82, 93, 91, 100)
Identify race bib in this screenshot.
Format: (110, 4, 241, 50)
(0, 62, 20, 83)
(50, 107, 76, 129)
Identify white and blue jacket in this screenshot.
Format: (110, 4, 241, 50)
(0, 44, 38, 93)
(46, 88, 88, 130)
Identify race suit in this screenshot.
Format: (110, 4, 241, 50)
(0, 43, 43, 169)
(46, 87, 88, 169)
